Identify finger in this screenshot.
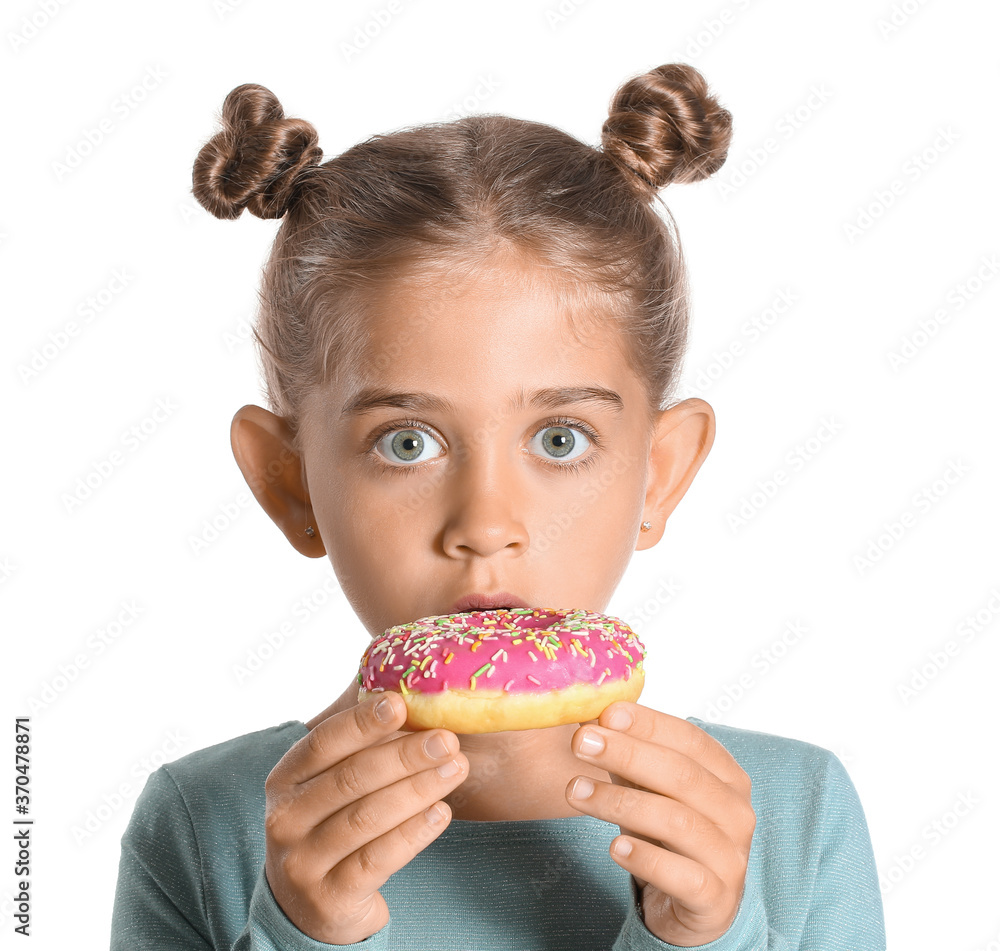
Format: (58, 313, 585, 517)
(571, 726, 753, 833)
(596, 702, 750, 791)
(320, 801, 453, 913)
(274, 726, 463, 834)
(270, 694, 405, 788)
(608, 834, 736, 929)
(566, 776, 742, 876)
(311, 759, 469, 892)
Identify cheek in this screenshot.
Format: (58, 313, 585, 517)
(326, 467, 439, 556)
(569, 445, 645, 521)
(321, 490, 426, 632)
(530, 451, 645, 556)
(314, 443, 431, 522)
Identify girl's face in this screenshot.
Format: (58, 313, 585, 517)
(296, 251, 659, 637)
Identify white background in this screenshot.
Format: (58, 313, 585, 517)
(2, 0, 998, 946)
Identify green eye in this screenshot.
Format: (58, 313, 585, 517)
(532, 424, 591, 462)
(375, 427, 444, 465)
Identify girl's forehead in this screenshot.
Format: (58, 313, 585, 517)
(360, 253, 626, 355)
(319, 319, 641, 433)
(357, 290, 628, 389)
(302, 252, 645, 428)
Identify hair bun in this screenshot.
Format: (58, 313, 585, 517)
(601, 63, 732, 195)
(192, 83, 322, 220)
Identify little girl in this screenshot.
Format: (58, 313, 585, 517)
(111, 64, 885, 949)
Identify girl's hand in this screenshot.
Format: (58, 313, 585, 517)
(264, 694, 469, 944)
(566, 702, 755, 946)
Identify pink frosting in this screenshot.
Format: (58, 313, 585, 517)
(358, 607, 645, 695)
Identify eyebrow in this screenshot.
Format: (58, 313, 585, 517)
(340, 384, 624, 419)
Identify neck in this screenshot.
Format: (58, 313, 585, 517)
(305, 683, 610, 821)
(442, 722, 611, 821)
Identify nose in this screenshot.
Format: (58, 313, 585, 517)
(440, 448, 530, 559)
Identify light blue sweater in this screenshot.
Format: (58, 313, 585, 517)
(111, 717, 885, 949)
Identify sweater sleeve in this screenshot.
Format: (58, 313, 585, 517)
(110, 765, 394, 951)
(611, 874, 771, 951)
(797, 751, 885, 949)
(610, 747, 884, 950)
(110, 766, 216, 949)
(231, 865, 393, 951)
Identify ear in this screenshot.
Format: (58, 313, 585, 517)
(637, 398, 715, 550)
(229, 404, 325, 557)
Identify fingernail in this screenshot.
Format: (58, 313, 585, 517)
(607, 707, 631, 731)
(425, 803, 447, 824)
(578, 730, 605, 756)
(436, 759, 461, 778)
(424, 732, 449, 759)
(569, 776, 594, 800)
(375, 696, 396, 723)
(612, 837, 632, 858)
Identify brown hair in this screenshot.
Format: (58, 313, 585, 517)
(192, 63, 732, 448)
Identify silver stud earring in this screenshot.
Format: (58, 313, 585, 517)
(640, 521, 651, 532)
(305, 526, 316, 537)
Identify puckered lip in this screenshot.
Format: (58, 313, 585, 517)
(449, 591, 531, 614)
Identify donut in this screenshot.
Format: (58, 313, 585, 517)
(356, 607, 645, 733)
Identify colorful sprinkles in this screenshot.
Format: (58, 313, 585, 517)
(357, 607, 646, 696)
